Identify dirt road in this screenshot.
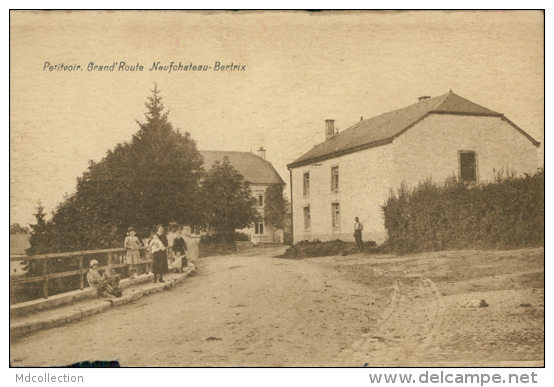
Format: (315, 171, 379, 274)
(327, 248, 544, 367)
(10, 247, 543, 367)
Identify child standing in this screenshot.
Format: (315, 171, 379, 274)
(124, 227, 141, 279)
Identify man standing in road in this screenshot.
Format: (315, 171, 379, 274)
(354, 217, 364, 251)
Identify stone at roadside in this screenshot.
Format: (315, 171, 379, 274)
(461, 299, 489, 308)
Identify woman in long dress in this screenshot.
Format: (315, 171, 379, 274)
(150, 224, 169, 283)
(171, 229, 187, 273)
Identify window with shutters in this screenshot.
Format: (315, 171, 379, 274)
(459, 151, 477, 182)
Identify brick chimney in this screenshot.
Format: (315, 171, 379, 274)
(325, 119, 335, 140)
(257, 146, 266, 160)
(418, 96, 431, 101)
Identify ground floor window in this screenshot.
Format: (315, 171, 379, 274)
(255, 221, 264, 234)
(303, 206, 311, 229)
(332, 202, 340, 228)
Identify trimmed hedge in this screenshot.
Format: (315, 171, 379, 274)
(197, 232, 251, 258)
(199, 244, 237, 258)
(382, 169, 544, 253)
(200, 232, 251, 245)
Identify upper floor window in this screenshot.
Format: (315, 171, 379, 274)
(459, 151, 477, 182)
(331, 166, 339, 191)
(332, 202, 340, 228)
(303, 172, 310, 196)
(257, 193, 264, 207)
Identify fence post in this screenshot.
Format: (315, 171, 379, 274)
(79, 256, 84, 290)
(187, 235, 201, 260)
(42, 258, 48, 299)
(108, 251, 112, 266)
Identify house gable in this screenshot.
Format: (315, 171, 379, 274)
(391, 114, 539, 189)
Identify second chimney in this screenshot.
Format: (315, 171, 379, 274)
(257, 146, 266, 160)
(325, 119, 335, 140)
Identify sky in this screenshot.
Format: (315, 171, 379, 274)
(10, 10, 544, 227)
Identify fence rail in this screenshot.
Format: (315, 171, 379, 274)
(10, 247, 153, 304)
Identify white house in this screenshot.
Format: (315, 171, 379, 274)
(200, 148, 285, 243)
(10, 233, 30, 276)
(287, 91, 540, 244)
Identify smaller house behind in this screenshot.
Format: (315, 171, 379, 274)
(200, 148, 285, 244)
(10, 233, 30, 276)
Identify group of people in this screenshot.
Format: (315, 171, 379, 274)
(87, 224, 188, 297)
(125, 224, 188, 282)
(87, 220, 362, 297)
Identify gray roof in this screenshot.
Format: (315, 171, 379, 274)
(200, 150, 285, 185)
(288, 91, 540, 168)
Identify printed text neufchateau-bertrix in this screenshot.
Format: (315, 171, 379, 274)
(42, 61, 247, 72)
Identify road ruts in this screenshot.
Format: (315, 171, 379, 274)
(331, 274, 445, 367)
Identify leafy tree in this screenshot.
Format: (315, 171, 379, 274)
(10, 223, 30, 234)
(200, 156, 259, 244)
(264, 183, 289, 237)
(30, 85, 204, 253)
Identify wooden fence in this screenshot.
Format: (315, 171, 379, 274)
(9, 247, 152, 304)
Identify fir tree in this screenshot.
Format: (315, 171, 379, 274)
(26, 201, 50, 255)
(32, 85, 204, 252)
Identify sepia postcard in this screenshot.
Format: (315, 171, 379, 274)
(9, 9, 544, 374)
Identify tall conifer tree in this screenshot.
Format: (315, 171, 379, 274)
(31, 85, 203, 253)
